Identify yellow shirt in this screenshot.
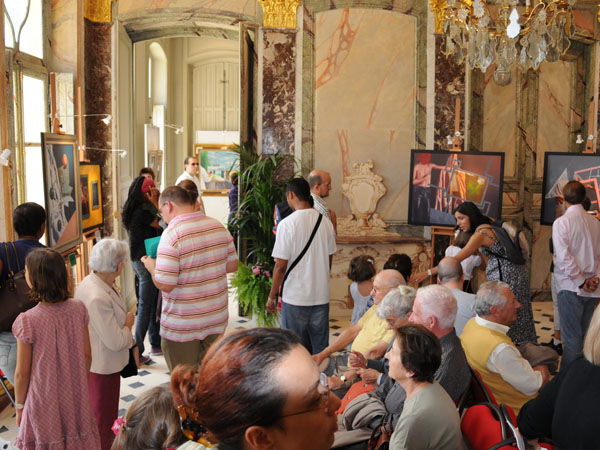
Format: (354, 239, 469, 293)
(351, 305, 395, 354)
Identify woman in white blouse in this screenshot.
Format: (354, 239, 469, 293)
(76, 239, 136, 450)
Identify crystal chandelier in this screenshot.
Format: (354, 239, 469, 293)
(430, 0, 576, 85)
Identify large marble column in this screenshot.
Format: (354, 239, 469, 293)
(84, 0, 114, 235)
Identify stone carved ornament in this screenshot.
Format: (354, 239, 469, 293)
(338, 160, 400, 237)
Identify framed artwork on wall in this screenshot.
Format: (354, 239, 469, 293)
(194, 143, 240, 195)
(41, 133, 82, 253)
(408, 150, 505, 226)
(79, 163, 103, 232)
(541, 152, 600, 225)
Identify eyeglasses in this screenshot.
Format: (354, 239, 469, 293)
(280, 373, 331, 418)
(189, 163, 199, 166)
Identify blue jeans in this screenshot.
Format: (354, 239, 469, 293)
(131, 260, 161, 354)
(557, 290, 599, 368)
(281, 302, 329, 354)
(0, 331, 17, 384)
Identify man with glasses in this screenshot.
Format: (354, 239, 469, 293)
(175, 156, 211, 194)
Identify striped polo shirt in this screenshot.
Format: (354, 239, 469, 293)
(154, 211, 237, 342)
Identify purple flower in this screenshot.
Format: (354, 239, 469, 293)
(264, 271, 271, 278)
(251, 265, 261, 275)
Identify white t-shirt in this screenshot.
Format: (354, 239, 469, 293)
(272, 208, 336, 306)
(445, 245, 481, 280)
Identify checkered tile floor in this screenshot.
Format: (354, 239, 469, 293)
(0, 299, 556, 443)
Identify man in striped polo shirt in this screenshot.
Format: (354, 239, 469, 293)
(142, 186, 238, 371)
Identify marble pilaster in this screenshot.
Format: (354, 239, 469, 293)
(434, 36, 465, 150)
(259, 29, 297, 155)
(84, 18, 113, 235)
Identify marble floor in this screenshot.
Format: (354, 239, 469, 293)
(0, 299, 555, 445)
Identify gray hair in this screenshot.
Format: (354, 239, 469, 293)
(437, 257, 463, 283)
(415, 284, 457, 329)
(475, 281, 511, 316)
(89, 238, 129, 273)
(377, 286, 416, 320)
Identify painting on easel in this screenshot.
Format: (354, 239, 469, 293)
(541, 152, 600, 225)
(408, 150, 505, 226)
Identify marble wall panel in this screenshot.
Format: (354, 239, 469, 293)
(118, 0, 257, 17)
(261, 30, 296, 155)
(314, 9, 416, 223)
(49, 0, 77, 73)
(482, 67, 517, 177)
(434, 36, 465, 150)
(530, 221, 553, 301)
(536, 61, 573, 179)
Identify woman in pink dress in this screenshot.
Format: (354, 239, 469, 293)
(12, 248, 100, 449)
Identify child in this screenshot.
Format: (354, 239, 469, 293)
(346, 255, 376, 324)
(383, 253, 413, 283)
(111, 385, 189, 450)
(13, 248, 100, 449)
(445, 231, 482, 293)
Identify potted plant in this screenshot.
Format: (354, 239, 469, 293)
(229, 144, 294, 326)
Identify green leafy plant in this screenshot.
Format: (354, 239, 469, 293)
(229, 144, 294, 325)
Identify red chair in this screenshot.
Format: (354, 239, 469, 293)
(457, 367, 498, 414)
(0, 368, 15, 407)
(461, 403, 519, 450)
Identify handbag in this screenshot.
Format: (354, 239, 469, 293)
(280, 213, 323, 298)
(0, 243, 37, 332)
(120, 346, 139, 378)
(367, 421, 393, 450)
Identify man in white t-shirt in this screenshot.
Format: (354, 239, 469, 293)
(268, 178, 337, 354)
(437, 257, 476, 335)
(175, 156, 212, 193)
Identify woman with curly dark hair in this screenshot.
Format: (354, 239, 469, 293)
(122, 176, 162, 363)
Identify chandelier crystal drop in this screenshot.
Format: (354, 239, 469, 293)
(431, 0, 575, 84)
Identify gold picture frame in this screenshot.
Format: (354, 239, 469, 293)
(193, 143, 240, 196)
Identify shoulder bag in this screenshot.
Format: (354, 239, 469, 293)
(0, 243, 37, 332)
(280, 213, 323, 298)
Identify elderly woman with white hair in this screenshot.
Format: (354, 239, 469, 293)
(75, 238, 136, 450)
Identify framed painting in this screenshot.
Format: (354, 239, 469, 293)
(194, 143, 240, 195)
(541, 152, 600, 225)
(408, 150, 505, 226)
(41, 133, 82, 253)
(79, 163, 103, 232)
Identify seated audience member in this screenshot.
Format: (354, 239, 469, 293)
(111, 385, 188, 450)
(77, 239, 136, 450)
(313, 269, 406, 367)
(0, 202, 46, 385)
(445, 231, 481, 292)
(170, 328, 341, 450)
(437, 257, 476, 335)
(177, 179, 206, 213)
(518, 306, 600, 449)
(383, 254, 412, 284)
(387, 325, 464, 450)
(346, 255, 376, 325)
(460, 281, 550, 414)
(139, 167, 155, 180)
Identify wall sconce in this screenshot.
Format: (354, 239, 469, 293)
(576, 134, 584, 144)
(50, 113, 112, 125)
(164, 124, 184, 135)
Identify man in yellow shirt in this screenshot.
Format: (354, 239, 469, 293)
(313, 269, 405, 367)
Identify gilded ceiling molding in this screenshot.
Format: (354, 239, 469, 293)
(258, 0, 302, 29)
(84, 0, 114, 23)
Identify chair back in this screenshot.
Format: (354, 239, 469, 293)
(461, 403, 517, 450)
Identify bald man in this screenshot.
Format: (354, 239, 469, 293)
(437, 257, 476, 335)
(308, 169, 337, 231)
(313, 269, 406, 366)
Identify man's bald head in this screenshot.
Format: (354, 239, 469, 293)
(437, 257, 463, 285)
(372, 269, 406, 304)
(308, 170, 332, 197)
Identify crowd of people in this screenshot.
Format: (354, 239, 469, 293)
(1, 158, 600, 449)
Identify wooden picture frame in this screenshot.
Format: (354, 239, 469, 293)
(79, 162, 104, 232)
(41, 133, 82, 253)
(194, 143, 240, 196)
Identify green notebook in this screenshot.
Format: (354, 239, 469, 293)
(144, 236, 162, 259)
